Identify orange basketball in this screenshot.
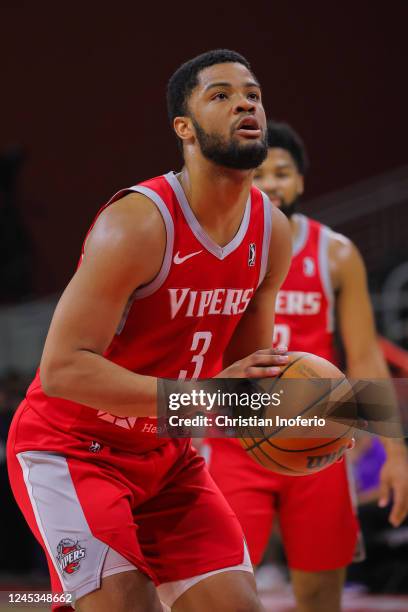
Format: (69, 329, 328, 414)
(239, 351, 356, 476)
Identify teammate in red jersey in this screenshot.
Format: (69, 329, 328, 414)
(7, 52, 293, 611)
(206, 121, 408, 612)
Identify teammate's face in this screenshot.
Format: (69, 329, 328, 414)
(253, 148, 304, 216)
(182, 62, 268, 170)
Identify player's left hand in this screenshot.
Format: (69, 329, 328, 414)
(378, 444, 408, 527)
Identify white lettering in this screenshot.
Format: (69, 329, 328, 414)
(208, 288, 225, 315)
(222, 289, 243, 315)
(197, 290, 213, 317)
(169, 287, 256, 318)
(238, 288, 254, 313)
(186, 290, 198, 317)
(275, 291, 322, 315)
(169, 288, 190, 319)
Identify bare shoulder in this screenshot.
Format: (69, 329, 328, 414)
(87, 192, 166, 252)
(81, 191, 167, 287)
(265, 203, 292, 285)
(270, 203, 292, 250)
(327, 228, 362, 266)
(327, 228, 366, 289)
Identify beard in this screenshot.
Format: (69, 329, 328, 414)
(191, 117, 268, 170)
(280, 195, 301, 218)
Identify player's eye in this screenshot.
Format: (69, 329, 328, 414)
(248, 92, 260, 101)
(213, 92, 228, 100)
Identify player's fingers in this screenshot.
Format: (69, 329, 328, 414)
(378, 479, 391, 509)
(244, 365, 282, 378)
(253, 346, 288, 356)
(249, 353, 289, 366)
(389, 486, 408, 527)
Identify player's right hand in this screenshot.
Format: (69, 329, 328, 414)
(216, 347, 289, 379)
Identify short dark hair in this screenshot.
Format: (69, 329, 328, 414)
(167, 49, 253, 126)
(266, 120, 309, 175)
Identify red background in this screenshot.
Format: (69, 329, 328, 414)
(2, 1, 407, 294)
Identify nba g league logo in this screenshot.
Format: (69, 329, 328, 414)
(248, 243, 256, 267)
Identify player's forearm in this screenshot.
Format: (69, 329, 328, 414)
(381, 437, 407, 457)
(41, 350, 157, 417)
(346, 345, 405, 442)
(346, 344, 390, 379)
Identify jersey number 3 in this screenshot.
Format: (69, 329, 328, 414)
(178, 331, 212, 380)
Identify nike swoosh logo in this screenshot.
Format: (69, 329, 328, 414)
(173, 250, 203, 264)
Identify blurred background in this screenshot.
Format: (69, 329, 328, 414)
(1, 1, 408, 610)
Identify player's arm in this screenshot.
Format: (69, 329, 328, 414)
(40, 193, 165, 418)
(220, 205, 292, 377)
(333, 234, 388, 379)
(333, 234, 408, 526)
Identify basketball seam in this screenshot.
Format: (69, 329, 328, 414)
(242, 375, 349, 453)
(240, 436, 304, 474)
(263, 375, 355, 451)
(265, 423, 355, 453)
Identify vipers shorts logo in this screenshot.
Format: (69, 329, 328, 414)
(57, 538, 86, 574)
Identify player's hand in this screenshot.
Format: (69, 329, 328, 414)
(216, 346, 289, 379)
(378, 444, 408, 527)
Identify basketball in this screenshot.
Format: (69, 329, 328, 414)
(239, 351, 357, 476)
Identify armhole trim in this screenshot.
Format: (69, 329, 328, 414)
(116, 185, 174, 334)
(319, 225, 335, 332)
(257, 192, 273, 288)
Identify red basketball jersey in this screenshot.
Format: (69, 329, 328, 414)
(24, 172, 272, 452)
(273, 214, 337, 363)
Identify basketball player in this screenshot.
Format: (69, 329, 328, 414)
(206, 121, 408, 612)
(6, 52, 293, 611)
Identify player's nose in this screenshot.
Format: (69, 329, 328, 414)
(262, 176, 279, 191)
(234, 96, 256, 114)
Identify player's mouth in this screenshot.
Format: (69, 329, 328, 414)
(235, 116, 262, 139)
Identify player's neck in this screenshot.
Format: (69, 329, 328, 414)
(289, 213, 303, 241)
(178, 162, 253, 246)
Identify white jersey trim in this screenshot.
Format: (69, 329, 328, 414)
(115, 184, 175, 334)
(165, 171, 251, 261)
(292, 213, 309, 256)
(131, 185, 175, 299)
(257, 192, 273, 288)
(318, 225, 335, 332)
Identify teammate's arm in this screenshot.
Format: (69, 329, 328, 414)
(40, 193, 165, 418)
(220, 205, 292, 377)
(334, 234, 408, 526)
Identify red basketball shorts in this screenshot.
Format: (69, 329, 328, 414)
(7, 402, 249, 610)
(205, 438, 362, 571)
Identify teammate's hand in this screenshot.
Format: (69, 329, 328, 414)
(378, 444, 408, 527)
(216, 346, 289, 379)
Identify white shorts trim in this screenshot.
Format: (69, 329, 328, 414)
(157, 540, 253, 608)
(101, 547, 137, 580)
(75, 543, 252, 607)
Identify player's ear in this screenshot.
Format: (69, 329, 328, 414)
(173, 116, 194, 144)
